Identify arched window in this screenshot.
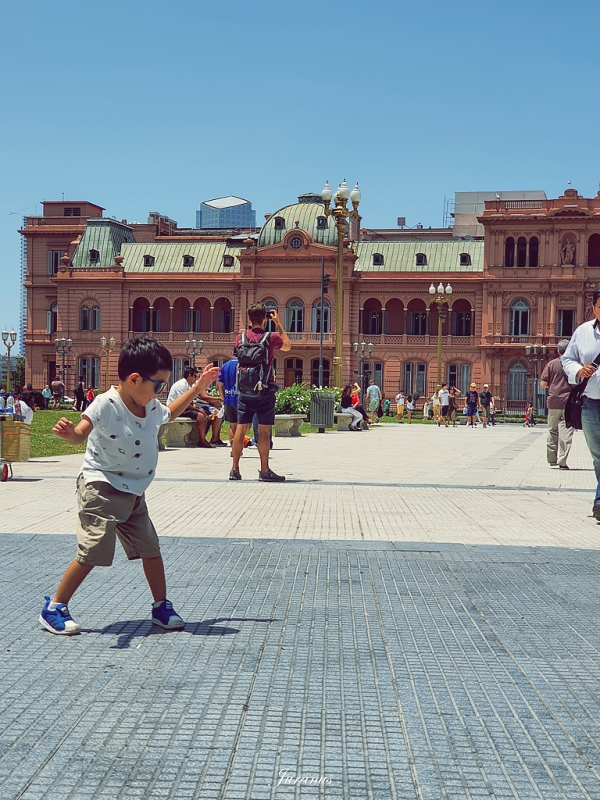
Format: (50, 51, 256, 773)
(452, 299, 472, 336)
(274, 216, 286, 230)
(407, 299, 426, 335)
(143, 255, 155, 267)
(47, 301, 58, 334)
(588, 234, 600, 267)
(507, 359, 528, 400)
(516, 237, 527, 268)
(78, 357, 100, 389)
(403, 362, 427, 397)
(373, 253, 384, 266)
(89, 249, 100, 264)
(459, 253, 471, 266)
(183, 255, 194, 267)
(415, 253, 427, 267)
(510, 298, 530, 337)
(363, 299, 382, 335)
(132, 297, 151, 332)
(312, 299, 330, 333)
(264, 299, 278, 333)
(447, 363, 471, 395)
(284, 357, 303, 385)
(311, 358, 330, 387)
(80, 305, 100, 331)
(214, 297, 232, 333)
(504, 237, 515, 268)
(285, 300, 304, 333)
(316, 216, 327, 230)
(529, 237, 539, 268)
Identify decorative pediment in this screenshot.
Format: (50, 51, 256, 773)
(549, 207, 592, 217)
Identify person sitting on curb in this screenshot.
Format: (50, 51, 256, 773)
(341, 384, 363, 430)
(196, 388, 226, 446)
(351, 383, 369, 424)
(167, 367, 213, 448)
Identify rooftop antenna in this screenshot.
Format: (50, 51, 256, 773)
(62, 192, 65, 200)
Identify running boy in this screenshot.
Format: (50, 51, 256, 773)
(39, 337, 219, 635)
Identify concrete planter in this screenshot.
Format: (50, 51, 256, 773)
(274, 414, 306, 437)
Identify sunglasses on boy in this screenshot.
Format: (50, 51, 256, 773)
(140, 375, 168, 394)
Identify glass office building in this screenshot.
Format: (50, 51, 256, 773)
(196, 196, 256, 229)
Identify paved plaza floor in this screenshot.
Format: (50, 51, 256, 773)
(2, 423, 600, 798)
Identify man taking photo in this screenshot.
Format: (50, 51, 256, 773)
(230, 302, 290, 481)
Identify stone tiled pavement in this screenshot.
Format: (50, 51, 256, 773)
(2, 424, 600, 798)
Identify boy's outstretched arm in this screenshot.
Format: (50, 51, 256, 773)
(167, 364, 220, 420)
(53, 416, 94, 446)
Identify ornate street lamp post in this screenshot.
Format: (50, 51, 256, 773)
(100, 336, 116, 391)
(54, 337, 72, 390)
(353, 341, 373, 404)
(185, 338, 203, 369)
(1, 329, 17, 393)
(429, 282, 453, 390)
(525, 344, 547, 415)
(322, 179, 361, 388)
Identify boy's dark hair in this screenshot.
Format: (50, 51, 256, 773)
(183, 367, 197, 379)
(247, 302, 266, 326)
(118, 336, 172, 381)
(593, 289, 600, 306)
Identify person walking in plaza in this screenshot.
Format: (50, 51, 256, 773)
(42, 383, 52, 409)
(480, 384, 493, 428)
(230, 302, 290, 481)
(448, 386, 460, 426)
(431, 389, 441, 426)
(51, 374, 65, 410)
(540, 339, 573, 470)
(465, 382, 479, 428)
(341, 384, 364, 430)
(39, 336, 220, 635)
(395, 390, 405, 423)
(73, 376, 86, 412)
(167, 367, 213, 448)
(562, 292, 600, 519)
(365, 380, 382, 424)
(217, 353, 238, 447)
(438, 383, 450, 427)
(406, 394, 414, 423)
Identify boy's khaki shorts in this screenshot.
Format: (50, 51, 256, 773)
(75, 475, 161, 567)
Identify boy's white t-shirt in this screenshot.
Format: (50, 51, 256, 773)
(80, 387, 171, 496)
(438, 389, 450, 405)
(395, 394, 405, 406)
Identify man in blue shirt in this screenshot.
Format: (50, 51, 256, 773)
(217, 354, 238, 444)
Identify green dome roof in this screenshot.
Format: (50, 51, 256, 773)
(258, 201, 338, 247)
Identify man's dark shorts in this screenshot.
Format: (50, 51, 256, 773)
(441, 405, 449, 416)
(224, 404, 238, 424)
(237, 392, 276, 426)
(180, 409, 201, 421)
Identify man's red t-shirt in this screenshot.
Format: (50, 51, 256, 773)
(236, 328, 283, 374)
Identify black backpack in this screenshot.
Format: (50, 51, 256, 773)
(234, 331, 271, 398)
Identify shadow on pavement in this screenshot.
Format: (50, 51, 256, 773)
(83, 616, 278, 649)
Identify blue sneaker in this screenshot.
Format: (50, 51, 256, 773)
(151, 600, 185, 629)
(39, 596, 81, 635)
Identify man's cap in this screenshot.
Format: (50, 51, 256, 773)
(483, 383, 489, 387)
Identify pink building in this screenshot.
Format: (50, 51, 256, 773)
(21, 187, 600, 409)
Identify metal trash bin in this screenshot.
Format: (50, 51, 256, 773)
(310, 390, 336, 431)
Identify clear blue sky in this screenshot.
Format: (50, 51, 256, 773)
(1, 0, 599, 344)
